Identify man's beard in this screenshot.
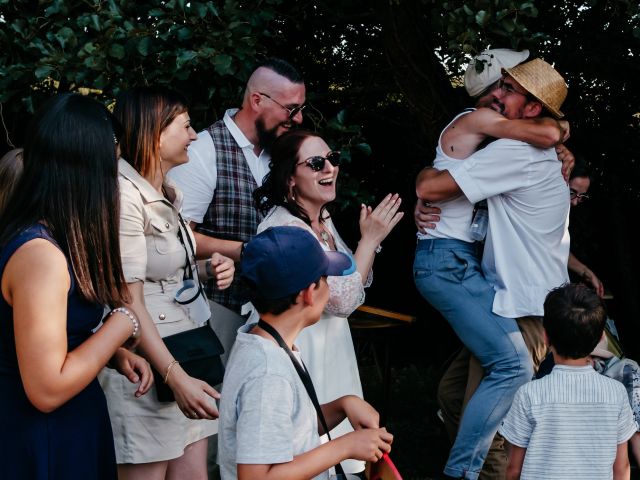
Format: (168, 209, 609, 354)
(256, 117, 282, 153)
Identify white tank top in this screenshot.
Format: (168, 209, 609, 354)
(417, 109, 477, 242)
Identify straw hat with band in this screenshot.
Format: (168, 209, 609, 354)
(503, 58, 568, 119)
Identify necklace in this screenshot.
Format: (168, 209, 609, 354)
(319, 230, 330, 246)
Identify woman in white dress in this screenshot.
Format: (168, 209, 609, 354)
(253, 129, 403, 475)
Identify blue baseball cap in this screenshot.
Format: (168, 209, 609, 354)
(240, 226, 356, 299)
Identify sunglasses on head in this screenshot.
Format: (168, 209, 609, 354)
(296, 151, 342, 171)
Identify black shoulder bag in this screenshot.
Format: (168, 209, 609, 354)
(152, 213, 225, 402)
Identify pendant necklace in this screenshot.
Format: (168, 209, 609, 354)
(319, 229, 330, 247)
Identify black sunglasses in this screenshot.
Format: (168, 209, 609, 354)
(258, 92, 306, 120)
(296, 151, 342, 171)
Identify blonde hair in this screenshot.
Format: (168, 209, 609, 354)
(0, 148, 24, 215)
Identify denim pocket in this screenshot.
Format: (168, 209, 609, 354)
(413, 250, 433, 279)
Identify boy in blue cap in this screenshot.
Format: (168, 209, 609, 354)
(218, 226, 393, 480)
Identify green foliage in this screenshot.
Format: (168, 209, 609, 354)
(430, 0, 546, 73)
(0, 0, 282, 126)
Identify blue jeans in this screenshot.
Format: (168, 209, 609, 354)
(413, 239, 532, 480)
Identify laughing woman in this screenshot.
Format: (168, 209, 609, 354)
(253, 129, 403, 475)
(99, 87, 234, 480)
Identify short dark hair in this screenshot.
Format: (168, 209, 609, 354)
(258, 57, 303, 84)
(570, 154, 591, 181)
(244, 276, 322, 315)
(249, 291, 300, 315)
(543, 283, 607, 359)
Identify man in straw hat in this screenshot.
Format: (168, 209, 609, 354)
(415, 57, 571, 480)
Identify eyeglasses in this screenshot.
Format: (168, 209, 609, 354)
(296, 151, 342, 171)
(497, 79, 533, 99)
(258, 92, 306, 120)
(570, 189, 590, 203)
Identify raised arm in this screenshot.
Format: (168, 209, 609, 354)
(470, 108, 568, 148)
(354, 193, 403, 283)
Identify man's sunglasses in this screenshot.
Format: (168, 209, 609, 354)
(258, 92, 306, 120)
(296, 151, 342, 171)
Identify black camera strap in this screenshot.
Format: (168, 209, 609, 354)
(257, 318, 346, 476)
(175, 212, 205, 305)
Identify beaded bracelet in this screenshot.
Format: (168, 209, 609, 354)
(164, 359, 179, 384)
(109, 307, 140, 339)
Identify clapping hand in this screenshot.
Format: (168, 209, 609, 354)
(359, 193, 404, 249)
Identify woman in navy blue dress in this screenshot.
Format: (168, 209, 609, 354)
(0, 93, 153, 479)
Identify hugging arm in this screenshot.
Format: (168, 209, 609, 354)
(415, 167, 462, 202)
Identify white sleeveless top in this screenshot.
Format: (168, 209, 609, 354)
(417, 109, 477, 242)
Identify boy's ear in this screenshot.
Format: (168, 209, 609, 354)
(300, 283, 317, 306)
(543, 328, 550, 347)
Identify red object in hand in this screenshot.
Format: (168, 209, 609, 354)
(366, 453, 402, 480)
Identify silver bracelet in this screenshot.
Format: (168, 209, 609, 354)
(109, 307, 140, 339)
(375, 244, 383, 254)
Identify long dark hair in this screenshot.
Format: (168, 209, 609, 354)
(0, 93, 129, 305)
(254, 129, 331, 225)
(114, 86, 188, 180)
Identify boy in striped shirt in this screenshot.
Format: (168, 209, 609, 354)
(499, 284, 637, 480)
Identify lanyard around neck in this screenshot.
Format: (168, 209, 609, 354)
(257, 319, 346, 476)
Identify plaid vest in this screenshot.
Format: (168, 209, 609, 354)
(198, 120, 263, 312)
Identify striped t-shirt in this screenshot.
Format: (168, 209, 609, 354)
(499, 364, 637, 480)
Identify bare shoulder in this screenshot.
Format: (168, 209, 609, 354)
(2, 238, 70, 303)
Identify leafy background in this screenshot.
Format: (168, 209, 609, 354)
(2, 1, 640, 476)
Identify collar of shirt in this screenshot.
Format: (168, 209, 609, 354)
(118, 158, 184, 210)
(223, 108, 259, 154)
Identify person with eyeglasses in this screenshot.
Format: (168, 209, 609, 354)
(168, 57, 305, 315)
(251, 129, 402, 476)
(415, 57, 572, 480)
(567, 158, 604, 297)
(168, 58, 305, 476)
